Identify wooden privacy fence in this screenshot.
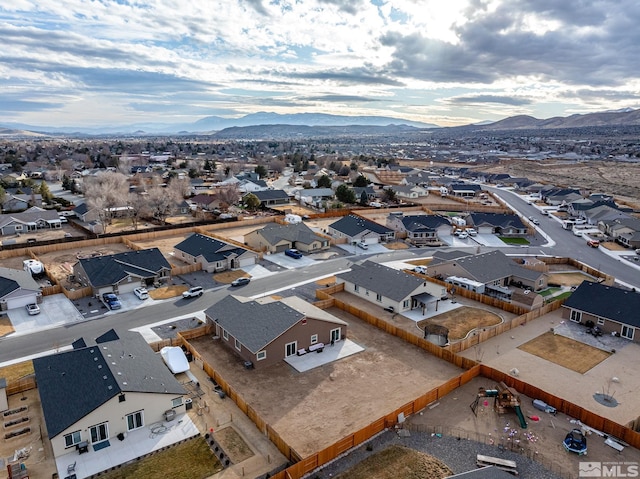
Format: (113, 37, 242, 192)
(4, 375, 37, 396)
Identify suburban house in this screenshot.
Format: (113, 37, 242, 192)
(33, 329, 190, 469)
(600, 217, 640, 249)
(448, 183, 483, 197)
(189, 194, 221, 212)
(295, 188, 335, 207)
(73, 248, 172, 296)
(0, 206, 61, 235)
(386, 212, 450, 246)
(328, 214, 395, 245)
(174, 233, 258, 272)
(205, 295, 348, 369)
(2, 192, 43, 212)
(73, 203, 100, 223)
(244, 222, 330, 253)
(541, 187, 582, 206)
(427, 250, 547, 301)
(466, 213, 528, 237)
(336, 261, 448, 314)
(390, 185, 428, 200)
(244, 189, 289, 207)
(0, 267, 42, 312)
(562, 282, 640, 343)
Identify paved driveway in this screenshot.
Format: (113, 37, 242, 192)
(8, 294, 83, 335)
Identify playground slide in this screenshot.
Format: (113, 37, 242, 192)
(514, 405, 528, 429)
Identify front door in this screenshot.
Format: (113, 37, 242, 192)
(90, 422, 109, 444)
(285, 341, 297, 357)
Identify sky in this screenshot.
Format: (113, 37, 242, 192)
(1, 0, 640, 128)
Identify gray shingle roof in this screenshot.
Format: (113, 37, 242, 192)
(401, 215, 450, 233)
(563, 282, 640, 328)
(33, 330, 185, 438)
(336, 261, 425, 301)
(329, 214, 393, 237)
(175, 233, 251, 262)
(431, 250, 516, 283)
(253, 222, 325, 246)
(77, 248, 171, 287)
(0, 206, 60, 228)
(0, 267, 40, 297)
(468, 213, 526, 229)
(205, 296, 303, 353)
(249, 189, 289, 201)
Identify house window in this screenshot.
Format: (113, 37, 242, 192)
(223, 329, 228, 340)
(570, 310, 582, 323)
(402, 299, 410, 309)
(330, 328, 341, 343)
(597, 318, 605, 326)
(354, 285, 359, 292)
(621, 325, 635, 340)
(126, 411, 144, 431)
(15, 225, 23, 231)
(235, 338, 241, 351)
(90, 422, 109, 444)
(171, 397, 183, 408)
(311, 334, 318, 344)
(256, 351, 266, 361)
(64, 431, 82, 448)
(376, 293, 382, 302)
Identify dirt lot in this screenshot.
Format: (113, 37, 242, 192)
(547, 272, 597, 287)
(418, 307, 503, 341)
(518, 331, 612, 374)
(189, 305, 465, 458)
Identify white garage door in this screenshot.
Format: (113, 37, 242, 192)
(239, 256, 256, 267)
(117, 281, 139, 294)
(6, 295, 36, 310)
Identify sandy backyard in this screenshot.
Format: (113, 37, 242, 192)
(189, 304, 465, 458)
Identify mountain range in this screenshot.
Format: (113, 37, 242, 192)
(1, 108, 639, 138)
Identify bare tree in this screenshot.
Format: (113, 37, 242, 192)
(215, 185, 240, 210)
(268, 159, 285, 174)
(84, 172, 129, 234)
(146, 183, 180, 224)
(127, 192, 149, 230)
(167, 176, 191, 199)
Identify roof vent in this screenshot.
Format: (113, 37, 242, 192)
(103, 375, 108, 380)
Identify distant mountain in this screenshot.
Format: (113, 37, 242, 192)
(0, 112, 437, 137)
(478, 108, 640, 130)
(211, 123, 422, 140)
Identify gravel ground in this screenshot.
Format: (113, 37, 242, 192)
(309, 429, 565, 479)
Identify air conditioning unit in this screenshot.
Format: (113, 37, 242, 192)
(164, 409, 176, 422)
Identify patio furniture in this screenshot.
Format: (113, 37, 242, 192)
(67, 461, 76, 473)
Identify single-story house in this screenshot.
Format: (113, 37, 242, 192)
(2, 192, 43, 212)
(600, 217, 640, 249)
(174, 233, 258, 272)
(295, 188, 335, 206)
(336, 261, 447, 314)
(428, 250, 547, 300)
(73, 248, 172, 297)
(245, 189, 289, 207)
(0, 267, 42, 312)
(205, 295, 348, 369)
(328, 214, 395, 245)
(466, 213, 527, 237)
(562, 282, 640, 343)
(0, 206, 61, 235)
(244, 222, 330, 253)
(73, 203, 100, 223)
(448, 183, 482, 197)
(33, 329, 189, 468)
(386, 212, 450, 246)
(390, 185, 428, 200)
(189, 194, 221, 212)
(541, 187, 582, 206)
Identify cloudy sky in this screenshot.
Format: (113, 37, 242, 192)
(2, 0, 639, 127)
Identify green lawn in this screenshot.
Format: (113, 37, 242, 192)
(546, 291, 573, 303)
(538, 287, 562, 297)
(499, 236, 530, 245)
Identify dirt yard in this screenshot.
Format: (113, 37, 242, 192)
(547, 272, 597, 287)
(189, 305, 465, 458)
(418, 307, 503, 341)
(518, 331, 611, 374)
(37, 243, 133, 285)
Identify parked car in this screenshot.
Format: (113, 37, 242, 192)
(458, 231, 469, 239)
(102, 292, 122, 310)
(284, 248, 303, 259)
(413, 266, 427, 274)
(466, 228, 477, 236)
(528, 216, 540, 225)
(231, 277, 251, 287)
(357, 241, 368, 250)
(182, 286, 204, 298)
(26, 303, 40, 315)
(58, 216, 68, 223)
(134, 287, 149, 300)
(587, 240, 600, 248)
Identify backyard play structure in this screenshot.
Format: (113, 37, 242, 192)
(470, 382, 528, 429)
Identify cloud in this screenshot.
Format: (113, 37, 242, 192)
(290, 68, 405, 87)
(302, 95, 382, 103)
(0, 97, 63, 112)
(447, 95, 532, 106)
